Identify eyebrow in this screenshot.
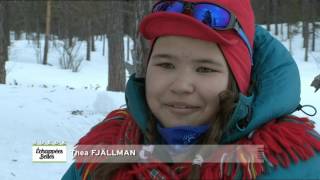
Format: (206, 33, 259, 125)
(151, 53, 223, 67)
(151, 53, 175, 60)
(191, 59, 223, 67)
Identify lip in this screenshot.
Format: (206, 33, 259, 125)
(165, 102, 200, 115)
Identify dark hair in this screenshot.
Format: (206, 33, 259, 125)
(186, 73, 239, 179)
(92, 73, 239, 179)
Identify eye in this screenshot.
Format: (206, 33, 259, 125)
(196, 67, 216, 73)
(156, 63, 175, 69)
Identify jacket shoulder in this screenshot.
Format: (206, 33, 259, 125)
(61, 163, 83, 180)
(77, 109, 129, 145)
(62, 109, 130, 180)
(258, 152, 320, 179)
(256, 116, 320, 179)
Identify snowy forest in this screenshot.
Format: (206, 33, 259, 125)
(1, 0, 320, 91)
(0, 0, 320, 179)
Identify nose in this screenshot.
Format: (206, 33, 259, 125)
(169, 71, 196, 95)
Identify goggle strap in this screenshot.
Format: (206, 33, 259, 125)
(224, 13, 237, 30)
(234, 22, 253, 65)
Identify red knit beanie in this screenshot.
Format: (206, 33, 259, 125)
(139, 0, 255, 94)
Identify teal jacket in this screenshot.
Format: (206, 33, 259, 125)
(62, 25, 320, 179)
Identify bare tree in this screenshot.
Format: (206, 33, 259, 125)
(303, 21, 309, 62)
(5, 0, 320, 84)
(86, 19, 91, 61)
(302, 0, 310, 62)
(0, 2, 7, 84)
(4, 2, 9, 61)
(266, 0, 271, 31)
(311, 0, 316, 51)
(131, 0, 153, 78)
(279, 1, 284, 40)
(288, 23, 292, 54)
(272, 0, 278, 35)
(107, 1, 126, 91)
(34, 2, 41, 49)
(43, 0, 52, 65)
(78, 1, 98, 61)
(102, 34, 106, 56)
(311, 22, 316, 52)
(91, 36, 95, 52)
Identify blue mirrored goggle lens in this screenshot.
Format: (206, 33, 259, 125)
(153, 1, 231, 29)
(193, 4, 231, 29)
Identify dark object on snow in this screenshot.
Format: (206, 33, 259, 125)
(311, 74, 320, 92)
(71, 110, 83, 116)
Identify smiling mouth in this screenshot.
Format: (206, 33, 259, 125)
(165, 103, 200, 114)
(167, 104, 199, 109)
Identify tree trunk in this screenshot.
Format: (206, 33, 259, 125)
(275, 23, 278, 36)
(26, 32, 31, 42)
(272, 0, 278, 35)
(287, 23, 290, 40)
(288, 23, 292, 54)
(311, 22, 316, 51)
(86, 19, 91, 61)
(14, 31, 21, 40)
(35, 12, 41, 49)
(108, 34, 125, 91)
(4, 2, 9, 62)
(304, 32, 309, 62)
(68, 35, 73, 48)
(43, 0, 52, 65)
(280, 23, 284, 40)
(302, 0, 309, 49)
(0, 2, 7, 84)
(266, 0, 271, 31)
(303, 21, 309, 62)
(126, 36, 130, 62)
(107, 1, 126, 91)
(132, 0, 153, 78)
(311, 0, 316, 52)
(91, 36, 95, 52)
(86, 36, 91, 61)
(102, 34, 106, 56)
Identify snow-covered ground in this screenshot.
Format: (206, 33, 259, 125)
(0, 25, 319, 180)
(1, 36, 128, 180)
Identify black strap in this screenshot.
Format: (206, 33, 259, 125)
(296, 104, 317, 116)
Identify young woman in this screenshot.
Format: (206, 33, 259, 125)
(63, 0, 320, 179)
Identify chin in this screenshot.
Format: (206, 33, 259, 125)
(166, 120, 199, 128)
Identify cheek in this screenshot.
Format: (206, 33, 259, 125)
(146, 69, 159, 94)
(199, 75, 229, 104)
(145, 71, 156, 105)
(145, 68, 167, 106)
(146, 67, 173, 92)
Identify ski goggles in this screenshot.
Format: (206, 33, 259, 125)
(152, 0, 253, 59)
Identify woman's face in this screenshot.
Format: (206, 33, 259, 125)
(146, 36, 230, 128)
